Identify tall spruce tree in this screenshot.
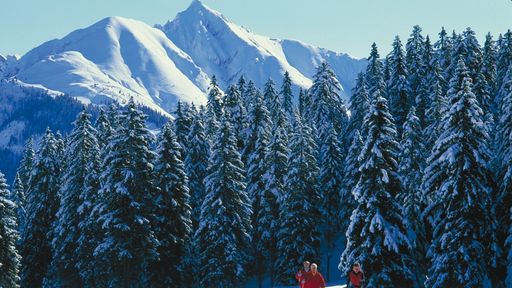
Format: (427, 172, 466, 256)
(0, 171, 20, 288)
(224, 85, 246, 150)
(76, 119, 103, 288)
(245, 90, 274, 286)
(365, 43, 384, 98)
(151, 123, 192, 287)
(275, 112, 321, 286)
(398, 107, 427, 284)
(406, 25, 426, 108)
(347, 73, 370, 139)
(94, 100, 159, 287)
(422, 58, 496, 288)
(318, 120, 344, 281)
(196, 117, 252, 288)
(174, 101, 195, 150)
(499, 65, 512, 287)
(387, 36, 410, 131)
(340, 130, 363, 233)
(51, 111, 100, 286)
(185, 113, 210, 230)
(280, 71, 294, 117)
(21, 128, 61, 288)
(340, 92, 416, 287)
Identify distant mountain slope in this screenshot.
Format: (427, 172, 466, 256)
(2, 1, 365, 116)
(159, 0, 366, 100)
(15, 16, 211, 116)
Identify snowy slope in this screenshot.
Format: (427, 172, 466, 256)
(5, 0, 365, 115)
(15, 16, 210, 116)
(159, 0, 366, 100)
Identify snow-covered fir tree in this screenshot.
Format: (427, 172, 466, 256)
(423, 58, 447, 151)
(185, 111, 210, 230)
(422, 58, 497, 288)
(10, 174, 25, 236)
(275, 112, 321, 286)
(95, 108, 114, 149)
(309, 62, 349, 138)
(482, 33, 498, 98)
(280, 71, 294, 117)
(243, 89, 266, 164)
(174, 101, 195, 151)
(387, 36, 410, 131)
(434, 27, 453, 87)
(498, 65, 512, 287)
(339, 130, 362, 233)
(205, 76, 224, 140)
(51, 111, 100, 286)
(224, 85, 246, 150)
(21, 128, 61, 288)
(76, 125, 103, 287)
(406, 25, 426, 107)
(151, 123, 192, 287)
(415, 35, 434, 128)
(347, 73, 370, 139)
(94, 99, 159, 287)
(317, 120, 345, 281)
(263, 78, 281, 123)
(365, 43, 384, 98)
(398, 107, 428, 283)
(0, 171, 20, 288)
(340, 92, 417, 288)
(196, 116, 252, 288)
(244, 88, 274, 285)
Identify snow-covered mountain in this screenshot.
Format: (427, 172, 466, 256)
(2, 0, 366, 115)
(159, 0, 366, 100)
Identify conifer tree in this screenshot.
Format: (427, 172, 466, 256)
(340, 93, 416, 287)
(10, 174, 25, 236)
(340, 130, 362, 233)
(280, 71, 294, 116)
(365, 43, 384, 98)
(21, 129, 61, 288)
(309, 62, 349, 138)
(406, 25, 426, 107)
(398, 107, 427, 282)
(94, 99, 159, 287)
(151, 123, 192, 287)
(51, 111, 100, 286)
(275, 113, 321, 286)
(347, 73, 370, 139)
(185, 113, 210, 230)
(498, 66, 512, 287)
(95, 108, 113, 149)
(224, 85, 246, 150)
(196, 117, 252, 288)
(318, 120, 344, 280)
(174, 101, 195, 150)
(423, 58, 496, 288)
(0, 171, 20, 288)
(387, 36, 410, 131)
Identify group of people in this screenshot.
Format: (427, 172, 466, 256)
(295, 261, 364, 288)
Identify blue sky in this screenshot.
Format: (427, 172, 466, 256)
(1, 0, 511, 58)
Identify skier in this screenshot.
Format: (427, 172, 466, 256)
(347, 263, 365, 288)
(304, 263, 326, 288)
(296, 261, 311, 288)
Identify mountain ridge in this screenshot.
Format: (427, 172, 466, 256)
(2, 1, 366, 115)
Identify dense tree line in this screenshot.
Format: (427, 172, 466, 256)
(1, 25, 512, 288)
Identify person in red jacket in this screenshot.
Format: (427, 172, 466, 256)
(304, 263, 326, 288)
(347, 263, 365, 288)
(295, 261, 311, 288)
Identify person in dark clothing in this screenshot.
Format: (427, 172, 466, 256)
(347, 263, 365, 288)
